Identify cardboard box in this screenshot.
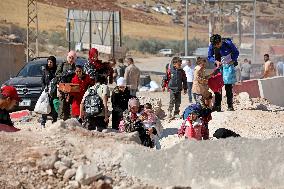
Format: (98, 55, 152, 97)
(58, 83, 80, 93)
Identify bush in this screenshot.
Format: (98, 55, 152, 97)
(123, 36, 207, 55)
(49, 31, 68, 47)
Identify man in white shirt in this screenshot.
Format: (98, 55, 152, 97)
(183, 60, 194, 103)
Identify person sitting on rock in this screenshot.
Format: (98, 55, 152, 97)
(140, 103, 163, 149)
(119, 98, 153, 148)
(0, 86, 21, 131)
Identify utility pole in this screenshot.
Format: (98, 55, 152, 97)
(253, 0, 256, 64)
(236, 5, 242, 48)
(67, 9, 71, 52)
(185, 0, 189, 56)
(89, 11, 92, 49)
(27, 0, 39, 62)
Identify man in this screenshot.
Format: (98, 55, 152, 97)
(263, 54, 276, 78)
(208, 34, 239, 111)
(56, 50, 77, 120)
(0, 86, 21, 128)
(240, 58, 252, 81)
(124, 57, 141, 96)
(183, 59, 194, 103)
(115, 58, 127, 81)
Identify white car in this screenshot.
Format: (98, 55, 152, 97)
(158, 49, 174, 57)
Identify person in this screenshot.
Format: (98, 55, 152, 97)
(0, 86, 21, 127)
(178, 109, 205, 140)
(115, 58, 127, 81)
(263, 54, 276, 78)
(183, 59, 194, 103)
(192, 57, 210, 103)
(276, 60, 284, 76)
(111, 77, 132, 130)
(162, 57, 187, 119)
(198, 92, 213, 140)
(119, 98, 153, 147)
(84, 48, 114, 85)
(56, 50, 77, 120)
(80, 75, 110, 131)
(41, 56, 58, 128)
(70, 65, 92, 118)
(240, 58, 252, 81)
(141, 103, 163, 149)
(124, 57, 141, 96)
(208, 34, 239, 111)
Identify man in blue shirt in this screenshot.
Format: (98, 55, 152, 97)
(208, 34, 239, 111)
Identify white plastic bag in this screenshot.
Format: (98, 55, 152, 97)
(34, 91, 51, 114)
(149, 81, 160, 92)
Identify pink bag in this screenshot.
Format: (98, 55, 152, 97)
(184, 118, 203, 140)
(208, 69, 224, 93)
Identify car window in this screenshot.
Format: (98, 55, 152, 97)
(17, 63, 45, 77)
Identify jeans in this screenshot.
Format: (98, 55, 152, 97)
(187, 82, 193, 102)
(168, 90, 181, 115)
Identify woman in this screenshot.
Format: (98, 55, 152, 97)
(111, 77, 131, 130)
(41, 56, 58, 128)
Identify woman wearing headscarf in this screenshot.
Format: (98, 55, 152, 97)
(84, 48, 114, 84)
(41, 56, 58, 128)
(56, 50, 77, 120)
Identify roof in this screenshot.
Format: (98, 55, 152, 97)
(270, 46, 284, 55)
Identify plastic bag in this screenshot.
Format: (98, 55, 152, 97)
(34, 91, 51, 114)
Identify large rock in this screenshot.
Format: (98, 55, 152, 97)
(64, 169, 76, 181)
(33, 148, 59, 170)
(75, 164, 103, 185)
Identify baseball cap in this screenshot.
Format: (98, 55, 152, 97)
(1, 86, 21, 102)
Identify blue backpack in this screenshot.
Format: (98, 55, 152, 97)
(182, 103, 202, 120)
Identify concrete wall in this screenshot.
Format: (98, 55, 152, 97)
(233, 80, 261, 98)
(258, 76, 284, 107)
(0, 42, 25, 85)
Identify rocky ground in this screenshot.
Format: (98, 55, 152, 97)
(1, 91, 284, 189)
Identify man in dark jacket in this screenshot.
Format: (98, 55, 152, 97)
(111, 77, 132, 130)
(41, 56, 58, 127)
(56, 51, 76, 120)
(162, 57, 187, 119)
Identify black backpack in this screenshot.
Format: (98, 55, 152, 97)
(84, 85, 104, 117)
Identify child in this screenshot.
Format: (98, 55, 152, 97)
(71, 65, 92, 118)
(119, 98, 153, 148)
(198, 92, 213, 140)
(178, 110, 205, 140)
(111, 77, 132, 130)
(192, 57, 210, 103)
(141, 103, 163, 149)
(162, 57, 187, 119)
(80, 75, 109, 131)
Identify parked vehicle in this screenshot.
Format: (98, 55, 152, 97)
(1, 57, 87, 111)
(158, 49, 174, 57)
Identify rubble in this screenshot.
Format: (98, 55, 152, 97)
(75, 164, 103, 185)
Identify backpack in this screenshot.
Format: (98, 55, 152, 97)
(83, 85, 103, 117)
(182, 103, 202, 120)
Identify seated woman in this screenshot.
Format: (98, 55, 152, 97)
(119, 98, 153, 148)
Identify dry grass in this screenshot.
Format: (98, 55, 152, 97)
(0, 0, 65, 31)
(0, 0, 209, 41)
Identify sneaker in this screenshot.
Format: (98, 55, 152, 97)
(213, 106, 221, 112)
(227, 107, 234, 111)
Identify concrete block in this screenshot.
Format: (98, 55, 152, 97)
(258, 76, 284, 107)
(233, 80, 260, 98)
